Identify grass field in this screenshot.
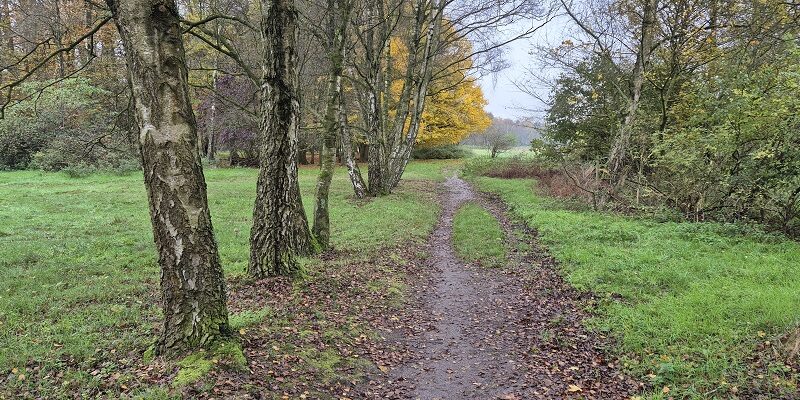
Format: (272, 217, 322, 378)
(470, 174, 800, 399)
(4, 157, 800, 398)
(0, 160, 451, 397)
(462, 145, 532, 158)
(452, 203, 507, 268)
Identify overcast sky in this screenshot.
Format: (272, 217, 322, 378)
(477, 16, 571, 121)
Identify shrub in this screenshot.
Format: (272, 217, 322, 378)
(0, 78, 136, 171)
(464, 156, 605, 206)
(412, 144, 467, 159)
(107, 158, 141, 175)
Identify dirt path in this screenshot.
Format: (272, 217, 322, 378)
(381, 175, 642, 399)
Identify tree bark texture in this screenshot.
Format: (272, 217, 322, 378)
(249, 0, 314, 277)
(312, 0, 348, 248)
(363, 0, 390, 196)
(106, 0, 230, 354)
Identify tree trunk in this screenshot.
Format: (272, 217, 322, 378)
(367, 118, 388, 195)
(249, 0, 314, 277)
(0, 0, 13, 71)
(84, 6, 94, 64)
(339, 94, 367, 198)
(313, 0, 349, 248)
(206, 67, 219, 161)
(362, 0, 391, 196)
(53, 0, 66, 78)
(384, 0, 444, 190)
(358, 143, 368, 162)
(607, 0, 657, 187)
(298, 149, 309, 164)
(358, 0, 444, 195)
(106, 0, 230, 355)
(365, 87, 387, 196)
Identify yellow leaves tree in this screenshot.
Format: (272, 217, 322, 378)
(417, 76, 490, 147)
(386, 33, 490, 148)
(416, 35, 490, 147)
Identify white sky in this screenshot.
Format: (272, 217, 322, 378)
(477, 16, 571, 121)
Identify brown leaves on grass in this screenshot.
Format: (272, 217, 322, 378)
(182, 245, 431, 399)
(738, 327, 800, 399)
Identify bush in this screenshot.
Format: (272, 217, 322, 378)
(30, 138, 139, 174)
(107, 158, 141, 175)
(464, 156, 605, 206)
(412, 144, 467, 159)
(0, 78, 137, 171)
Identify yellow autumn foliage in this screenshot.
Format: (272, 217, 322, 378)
(417, 76, 490, 147)
(416, 37, 490, 147)
(386, 34, 490, 148)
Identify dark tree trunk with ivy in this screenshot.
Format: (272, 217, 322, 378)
(106, 0, 230, 354)
(249, 0, 314, 277)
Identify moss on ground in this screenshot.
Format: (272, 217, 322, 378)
(173, 340, 247, 388)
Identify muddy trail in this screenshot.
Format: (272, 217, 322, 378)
(371, 175, 643, 399)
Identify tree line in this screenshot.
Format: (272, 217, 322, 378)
(0, 0, 545, 354)
(527, 0, 800, 234)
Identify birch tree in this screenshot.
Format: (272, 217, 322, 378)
(312, 0, 351, 247)
(107, 0, 231, 353)
(248, 0, 315, 276)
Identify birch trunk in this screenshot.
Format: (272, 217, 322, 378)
(106, 0, 230, 354)
(386, 0, 444, 190)
(249, 0, 314, 277)
(363, 0, 391, 196)
(312, 0, 349, 247)
(339, 93, 367, 198)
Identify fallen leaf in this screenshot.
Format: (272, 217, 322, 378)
(567, 384, 582, 392)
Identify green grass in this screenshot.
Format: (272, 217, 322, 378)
(452, 202, 507, 267)
(0, 161, 447, 396)
(470, 176, 800, 399)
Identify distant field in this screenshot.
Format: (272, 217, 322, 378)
(471, 174, 800, 399)
(462, 145, 532, 158)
